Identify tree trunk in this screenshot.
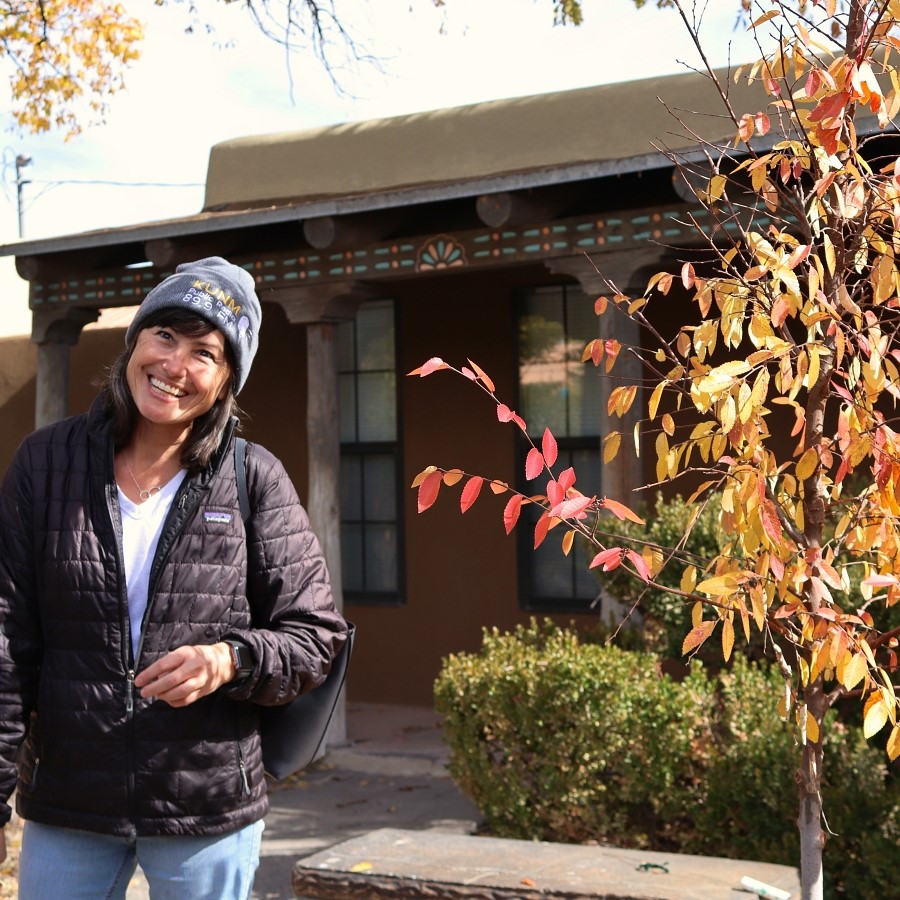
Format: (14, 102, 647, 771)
(798, 677, 826, 900)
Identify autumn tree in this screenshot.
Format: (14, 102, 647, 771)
(411, 1, 900, 898)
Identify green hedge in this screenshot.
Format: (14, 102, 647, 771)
(434, 620, 899, 899)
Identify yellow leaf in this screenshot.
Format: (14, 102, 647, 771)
(691, 600, 703, 627)
(442, 469, 464, 486)
(351, 861, 374, 873)
(661, 412, 675, 436)
(603, 431, 621, 463)
(561, 530, 575, 557)
(655, 432, 669, 483)
(795, 448, 818, 482)
(823, 233, 836, 275)
(697, 574, 740, 596)
(648, 382, 666, 420)
(806, 714, 820, 744)
(888, 725, 900, 761)
(682, 620, 716, 655)
(864, 695, 889, 739)
(722, 618, 735, 662)
(643, 544, 664, 577)
(682, 565, 698, 594)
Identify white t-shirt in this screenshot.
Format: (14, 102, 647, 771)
(118, 471, 187, 661)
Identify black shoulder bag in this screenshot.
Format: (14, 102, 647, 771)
(234, 437, 355, 780)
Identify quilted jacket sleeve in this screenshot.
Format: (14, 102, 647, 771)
(0, 445, 41, 826)
(224, 442, 349, 706)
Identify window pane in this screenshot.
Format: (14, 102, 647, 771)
(519, 284, 604, 608)
(363, 454, 396, 520)
(357, 372, 397, 441)
(531, 528, 575, 597)
(341, 455, 363, 520)
(356, 302, 395, 370)
(567, 295, 603, 438)
(364, 524, 398, 593)
(341, 524, 364, 593)
(337, 319, 355, 372)
(339, 299, 401, 604)
(519, 286, 601, 440)
(339, 374, 357, 443)
(520, 292, 567, 437)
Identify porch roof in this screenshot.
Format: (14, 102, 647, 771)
(0, 65, 774, 260)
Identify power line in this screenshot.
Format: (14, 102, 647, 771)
(27, 178, 205, 188)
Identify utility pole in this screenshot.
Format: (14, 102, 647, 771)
(15, 154, 31, 238)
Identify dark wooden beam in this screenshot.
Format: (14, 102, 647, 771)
(302, 210, 406, 250)
(475, 186, 582, 228)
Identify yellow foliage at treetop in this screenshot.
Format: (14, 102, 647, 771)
(1, 0, 143, 137)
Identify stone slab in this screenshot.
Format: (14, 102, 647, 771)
(293, 827, 800, 900)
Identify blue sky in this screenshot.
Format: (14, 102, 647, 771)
(0, 0, 758, 334)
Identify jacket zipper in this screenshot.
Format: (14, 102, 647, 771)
(106, 478, 139, 823)
(237, 744, 250, 797)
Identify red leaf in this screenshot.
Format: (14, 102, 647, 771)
(461, 367, 477, 381)
(550, 495, 593, 520)
(460, 476, 484, 514)
(590, 547, 623, 571)
(547, 480, 564, 506)
(760, 499, 782, 543)
(512, 412, 528, 432)
(601, 497, 645, 524)
(409, 357, 448, 377)
(497, 403, 514, 423)
(503, 495, 524, 534)
(558, 467, 576, 492)
(525, 448, 544, 481)
(769, 554, 785, 581)
(542, 428, 558, 467)
(534, 512, 552, 549)
(417, 470, 443, 513)
(467, 358, 496, 393)
(626, 549, 651, 582)
(681, 262, 696, 289)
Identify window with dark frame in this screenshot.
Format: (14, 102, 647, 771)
(338, 299, 403, 604)
(517, 284, 603, 611)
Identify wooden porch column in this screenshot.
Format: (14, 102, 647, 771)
(31, 307, 99, 428)
(546, 252, 663, 505)
(272, 282, 376, 748)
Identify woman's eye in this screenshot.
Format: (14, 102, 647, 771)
(155, 329, 172, 341)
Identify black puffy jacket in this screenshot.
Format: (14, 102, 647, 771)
(0, 397, 348, 838)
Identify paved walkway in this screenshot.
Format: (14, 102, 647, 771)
(126, 702, 480, 900)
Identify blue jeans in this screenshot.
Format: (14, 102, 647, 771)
(17, 819, 264, 899)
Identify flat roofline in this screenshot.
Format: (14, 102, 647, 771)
(0, 151, 679, 260)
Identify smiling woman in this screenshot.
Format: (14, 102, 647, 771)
(0, 257, 349, 899)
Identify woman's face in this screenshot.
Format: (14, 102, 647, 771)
(126, 325, 232, 434)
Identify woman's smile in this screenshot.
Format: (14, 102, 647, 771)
(126, 326, 231, 432)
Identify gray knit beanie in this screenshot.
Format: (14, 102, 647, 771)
(126, 257, 261, 394)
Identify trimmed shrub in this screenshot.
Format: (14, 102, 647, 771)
(434, 620, 899, 899)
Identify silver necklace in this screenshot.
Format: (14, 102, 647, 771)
(123, 457, 163, 503)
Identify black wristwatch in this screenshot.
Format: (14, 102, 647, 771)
(226, 639, 254, 680)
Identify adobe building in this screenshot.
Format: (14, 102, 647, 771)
(0, 68, 831, 705)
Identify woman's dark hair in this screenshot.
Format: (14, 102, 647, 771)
(101, 308, 242, 472)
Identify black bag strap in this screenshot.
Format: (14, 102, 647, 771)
(234, 437, 251, 526)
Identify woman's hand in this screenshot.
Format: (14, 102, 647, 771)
(135, 643, 237, 707)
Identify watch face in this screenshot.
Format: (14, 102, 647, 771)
(230, 641, 252, 673)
